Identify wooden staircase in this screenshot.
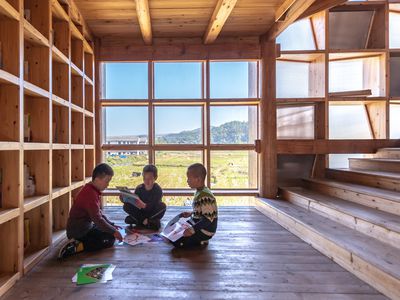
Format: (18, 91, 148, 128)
(256, 148, 400, 299)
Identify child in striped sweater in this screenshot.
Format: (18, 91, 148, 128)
(173, 163, 218, 248)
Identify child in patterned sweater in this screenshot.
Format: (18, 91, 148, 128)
(173, 163, 218, 248)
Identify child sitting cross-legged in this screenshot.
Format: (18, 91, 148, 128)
(172, 163, 218, 248)
(58, 163, 123, 259)
(122, 164, 166, 231)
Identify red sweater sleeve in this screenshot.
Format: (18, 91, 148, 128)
(86, 194, 116, 234)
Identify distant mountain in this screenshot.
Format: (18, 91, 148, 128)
(156, 121, 249, 144)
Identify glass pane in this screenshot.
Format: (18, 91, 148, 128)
(390, 104, 400, 139)
(105, 151, 149, 188)
(155, 151, 203, 188)
(329, 105, 372, 139)
(329, 154, 365, 169)
(154, 62, 202, 99)
(277, 106, 314, 139)
(103, 63, 148, 99)
(277, 19, 316, 51)
(329, 60, 364, 93)
(389, 12, 400, 49)
(390, 55, 400, 97)
(210, 106, 257, 144)
(210, 151, 257, 189)
(162, 195, 254, 206)
(104, 106, 148, 144)
(155, 106, 202, 144)
(210, 61, 257, 98)
(277, 61, 310, 98)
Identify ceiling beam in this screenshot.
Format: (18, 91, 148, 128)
(298, 0, 347, 19)
(275, 0, 297, 21)
(265, 0, 317, 41)
(203, 0, 238, 44)
(135, 0, 152, 45)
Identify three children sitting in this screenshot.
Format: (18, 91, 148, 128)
(59, 162, 218, 259)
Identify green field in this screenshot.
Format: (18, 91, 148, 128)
(105, 151, 257, 206)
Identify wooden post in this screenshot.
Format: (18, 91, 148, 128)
(260, 38, 277, 198)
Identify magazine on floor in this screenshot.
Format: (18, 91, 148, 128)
(161, 214, 193, 242)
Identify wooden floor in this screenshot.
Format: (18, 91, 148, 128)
(2, 207, 385, 300)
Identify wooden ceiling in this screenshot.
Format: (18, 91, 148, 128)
(73, 0, 345, 44)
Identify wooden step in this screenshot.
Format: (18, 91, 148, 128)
(326, 168, 400, 192)
(281, 186, 400, 249)
(349, 158, 400, 173)
(303, 178, 400, 216)
(255, 198, 400, 300)
(375, 148, 400, 159)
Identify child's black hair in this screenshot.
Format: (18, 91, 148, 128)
(92, 163, 114, 181)
(188, 163, 207, 181)
(143, 164, 158, 178)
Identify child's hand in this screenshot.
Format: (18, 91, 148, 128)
(180, 211, 192, 218)
(183, 228, 194, 237)
(136, 199, 147, 209)
(114, 230, 123, 242)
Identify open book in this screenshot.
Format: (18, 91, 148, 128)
(161, 214, 194, 242)
(116, 186, 141, 208)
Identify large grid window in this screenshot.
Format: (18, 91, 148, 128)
(101, 61, 260, 197)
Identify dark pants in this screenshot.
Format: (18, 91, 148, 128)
(172, 231, 211, 248)
(123, 202, 166, 225)
(77, 226, 115, 252)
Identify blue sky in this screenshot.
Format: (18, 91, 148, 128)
(104, 62, 256, 137)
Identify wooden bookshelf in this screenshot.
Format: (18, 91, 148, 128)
(0, 0, 95, 295)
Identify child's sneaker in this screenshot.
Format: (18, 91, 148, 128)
(124, 215, 137, 225)
(58, 239, 83, 259)
(146, 218, 161, 231)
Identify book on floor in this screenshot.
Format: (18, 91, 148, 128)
(116, 186, 141, 207)
(72, 264, 116, 285)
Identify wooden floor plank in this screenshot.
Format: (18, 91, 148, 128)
(2, 207, 384, 299)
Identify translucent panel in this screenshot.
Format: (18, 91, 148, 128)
(390, 104, 400, 139)
(277, 61, 310, 98)
(105, 151, 149, 188)
(104, 106, 148, 144)
(329, 60, 364, 92)
(329, 11, 374, 49)
(210, 106, 257, 144)
(329, 105, 372, 139)
(210, 151, 257, 189)
(154, 62, 202, 99)
(277, 106, 314, 139)
(329, 154, 365, 169)
(103, 63, 148, 99)
(390, 55, 400, 97)
(389, 12, 400, 49)
(210, 61, 257, 98)
(277, 19, 316, 51)
(155, 151, 203, 188)
(155, 106, 202, 144)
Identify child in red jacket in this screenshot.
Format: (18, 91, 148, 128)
(58, 163, 122, 259)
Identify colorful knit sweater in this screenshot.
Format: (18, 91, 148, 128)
(191, 187, 218, 236)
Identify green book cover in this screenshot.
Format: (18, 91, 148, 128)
(77, 264, 111, 285)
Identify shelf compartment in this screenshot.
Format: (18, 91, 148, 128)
(51, 0, 68, 22)
(23, 0, 50, 40)
(0, 18, 19, 76)
(0, 84, 19, 142)
(71, 36, 83, 71)
(24, 150, 50, 204)
(85, 83, 93, 112)
(390, 53, 400, 97)
(23, 202, 50, 273)
(72, 74, 83, 107)
(85, 116, 93, 145)
(52, 186, 69, 198)
(52, 18, 69, 58)
(24, 95, 50, 143)
(24, 40, 50, 91)
(52, 46, 68, 65)
(71, 111, 83, 144)
(0, 69, 19, 85)
(23, 19, 49, 47)
(0, 150, 19, 223)
(0, 217, 19, 295)
(329, 52, 386, 97)
(52, 103, 68, 144)
(277, 52, 325, 98)
(0, 0, 19, 19)
(84, 52, 93, 80)
(52, 193, 69, 245)
(329, 3, 386, 50)
(85, 149, 94, 178)
(52, 149, 69, 189)
(52, 61, 69, 100)
(71, 149, 83, 183)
